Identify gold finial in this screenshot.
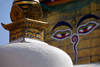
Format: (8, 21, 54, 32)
(1, 0, 50, 42)
(10, 0, 42, 22)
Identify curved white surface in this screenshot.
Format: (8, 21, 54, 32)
(0, 41, 73, 67)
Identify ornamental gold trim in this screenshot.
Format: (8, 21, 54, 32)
(1, 0, 49, 42)
(26, 3, 43, 20)
(13, 0, 39, 3)
(1, 18, 49, 31)
(10, 4, 24, 22)
(10, 2, 43, 22)
(15, 1, 37, 5)
(21, 5, 30, 9)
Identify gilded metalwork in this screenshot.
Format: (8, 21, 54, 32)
(26, 4, 43, 20)
(15, 1, 37, 5)
(10, 4, 24, 22)
(9, 26, 44, 42)
(13, 0, 39, 3)
(1, 0, 49, 42)
(10, 0, 43, 22)
(10, 28, 24, 42)
(25, 28, 44, 41)
(21, 5, 30, 9)
(1, 18, 49, 31)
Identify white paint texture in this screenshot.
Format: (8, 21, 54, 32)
(0, 40, 73, 67)
(10, 38, 46, 44)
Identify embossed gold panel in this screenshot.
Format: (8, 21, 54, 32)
(10, 28, 24, 42)
(25, 27, 44, 41)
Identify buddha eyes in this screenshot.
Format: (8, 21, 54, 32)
(51, 21, 98, 40)
(35, 36, 41, 39)
(26, 31, 42, 39)
(11, 36, 16, 40)
(51, 29, 71, 40)
(54, 32, 70, 39)
(27, 34, 34, 37)
(18, 34, 23, 38)
(78, 21, 98, 35)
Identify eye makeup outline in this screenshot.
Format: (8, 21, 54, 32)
(77, 21, 99, 35)
(26, 30, 34, 34)
(52, 21, 72, 31)
(78, 24, 95, 33)
(51, 29, 72, 40)
(77, 14, 100, 27)
(10, 33, 16, 36)
(35, 32, 42, 36)
(26, 30, 34, 38)
(35, 32, 42, 39)
(54, 31, 70, 38)
(17, 31, 24, 38)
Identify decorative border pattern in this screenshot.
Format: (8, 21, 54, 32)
(1, 18, 49, 31)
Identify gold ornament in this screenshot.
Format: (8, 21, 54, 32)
(26, 4, 43, 20)
(1, 0, 50, 42)
(10, 0, 42, 22)
(10, 4, 24, 22)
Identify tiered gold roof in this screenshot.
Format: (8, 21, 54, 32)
(1, 18, 49, 31)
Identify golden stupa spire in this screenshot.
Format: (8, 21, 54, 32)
(1, 0, 49, 43)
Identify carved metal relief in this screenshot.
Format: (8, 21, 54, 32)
(10, 4, 24, 22)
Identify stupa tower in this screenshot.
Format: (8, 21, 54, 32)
(1, 0, 49, 43)
(0, 0, 73, 67)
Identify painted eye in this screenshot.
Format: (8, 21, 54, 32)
(51, 29, 71, 40)
(55, 34, 62, 38)
(55, 32, 70, 38)
(11, 36, 16, 40)
(78, 21, 98, 34)
(27, 34, 31, 37)
(30, 35, 34, 37)
(27, 34, 33, 37)
(35, 36, 41, 39)
(18, 34, 23, 38)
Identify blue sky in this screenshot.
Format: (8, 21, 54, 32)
(0, 0, 13, 46)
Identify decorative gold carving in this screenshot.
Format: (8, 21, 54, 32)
(13, 0, 39, 3)
(10, 1, 43, 22)
(9, 26, 44, 42)
(10, 28, 24, 42)
(1, 18, 49, 31)
(1, 0, 49, 42)
(10, 4, 24, 22)
(24, 10, 27, 13)
(25, 28, 44, 41)
(21, 5, 30, 9)
(26, 4, 43, 20)
(15, 1, 37, 5)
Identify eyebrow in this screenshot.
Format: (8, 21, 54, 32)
(26, 31, 33, 34)
(35, 32, 42, 36)
(52, 21, 72, 31)
(77, 14, 100, 27)
(10, 33, 16, 36)
(17, 31, 23, 34)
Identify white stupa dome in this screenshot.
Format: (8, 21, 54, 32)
(0, 40, 73, 67)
